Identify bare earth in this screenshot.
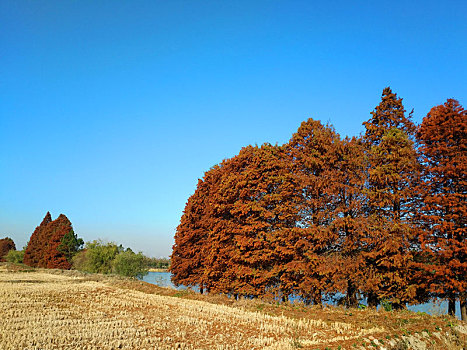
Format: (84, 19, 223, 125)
(0, 264, 465, 350)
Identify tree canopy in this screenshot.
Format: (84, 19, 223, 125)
(0, 237, 16, 262)
(23, 212, 83, 269)
(171, 88, 466, 319)
(417, 99, 466, 317)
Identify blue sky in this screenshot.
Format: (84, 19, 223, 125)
(1, 1, 466, 257)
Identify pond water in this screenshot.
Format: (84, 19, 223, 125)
(140, 271, 181, 289)
(140, 272, 462, 319)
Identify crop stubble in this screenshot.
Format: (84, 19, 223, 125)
(0, 268, 465, 349)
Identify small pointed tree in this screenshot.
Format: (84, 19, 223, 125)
(43, 214, 75, 269)
(417, 99, 467, 319)
(0, 237, 16, 262)
(23, 212, 52, 267)
(24, 212, 82, 269)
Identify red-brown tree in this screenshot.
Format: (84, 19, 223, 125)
(0, 237, 16, 262)
(170, 88, 463, 314)
(417, 99, 466, 320)
(171, 165, 223, 294)
(172, 144, 299, 298)
(209, 144, 298, 298)
(23, 212, 52, 267)
(328, 136, 368, 307)
(43, 214, 75, 269)
(362, 87, 421, 308)
(283, 118, 343, 305)
(23, 212, 80, 269)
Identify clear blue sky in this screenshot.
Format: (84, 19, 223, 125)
(1, 1, 466, 257)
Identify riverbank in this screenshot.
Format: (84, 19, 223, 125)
(0, 263, 465, 349)
(147, 267, 169, 272)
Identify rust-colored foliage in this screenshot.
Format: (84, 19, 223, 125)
(362, 87, 421, 307)
(172, 144, 298, 297)
(327, 136, 368, 307)
(23, 212, 52, 267)
(171, 167, 222, 293)
(209, 144, 298, 298)
(0, 237, 16, 262)
(417, 99, 466, 316)
(23, 212, 76, 269)
(171, 89, 465, 312)
(282, 119, 343, 304)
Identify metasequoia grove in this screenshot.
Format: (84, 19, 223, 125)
(171, 88, 467, 319)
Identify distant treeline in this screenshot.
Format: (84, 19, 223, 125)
(146, 257, 170, 269)
(171, 88, 466, 319)
(2, 213, 168, 278)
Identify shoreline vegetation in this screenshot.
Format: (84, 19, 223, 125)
(148, 267, 169, 272)
(1, 262, 465, 350)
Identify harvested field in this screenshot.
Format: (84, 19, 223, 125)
(0, 264, 465, 350)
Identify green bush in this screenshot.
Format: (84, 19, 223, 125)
(381, 299, 393, 312)
(112, 250, 148, 278)
(72, 240, 121, 274)
(72, 240, 148, 278)
(5, 249, 24, 263)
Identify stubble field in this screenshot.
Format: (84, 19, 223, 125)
(0, 264, 465, 350)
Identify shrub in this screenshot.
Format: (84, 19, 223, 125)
(5, 249, 24, 264)
(72, 240, 150, 278)
(72, 240, 121, 274)
(381, 299, 393, 312)
(112, 250, 148, 278)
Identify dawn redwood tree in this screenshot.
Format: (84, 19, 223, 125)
(328, 136, 368, 307)
(201, 159, 241, 295)
(23, 212, 81, 269)
(172, 144, 299, 298)
(362, 87, 421, 308)
(171, 164, 223, 294)
(44, 214, 78, 269)
(417, 99, 467, 319)
(23, 212, 52, 267)
(209, 144, 298, 298)
(0, 237, 16, 262)
(283, 118, 342, 305)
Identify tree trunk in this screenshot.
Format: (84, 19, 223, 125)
(460, 297, 466, 321)
(200, 286, 204, 295)
(392, 302, 406, 310)
(368, 292, 379, 308)
(313, 290, 322, 306)
(448, 297, 456, 316)
(346, 281, 358, 308)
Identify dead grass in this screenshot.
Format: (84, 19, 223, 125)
(0, 263, 465, 350)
